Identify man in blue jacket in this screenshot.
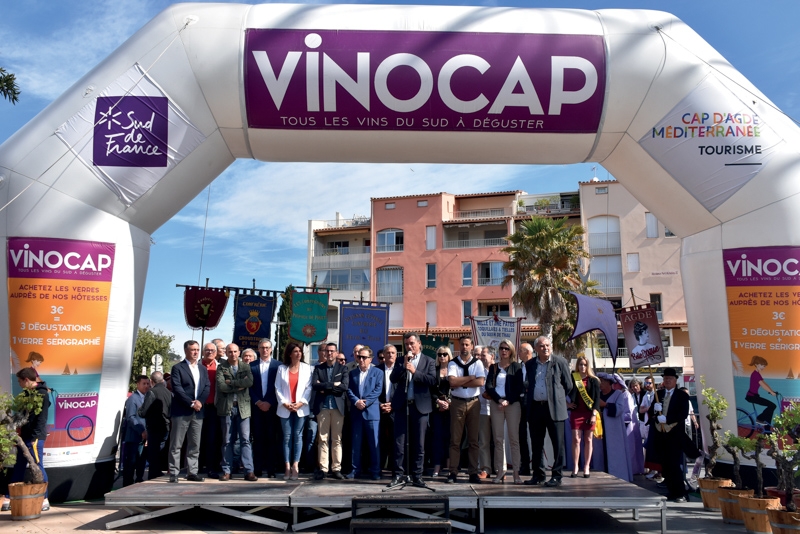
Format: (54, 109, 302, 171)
(168, 340, 210, 483)
(123, 374, 151, 486)
(347, 346, 383, 480)
(249, 338, 280, 478)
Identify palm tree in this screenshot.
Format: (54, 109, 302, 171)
(501, 216, 589, 342)
(552, 278, 602, 360)
(1, 67, 20, 104)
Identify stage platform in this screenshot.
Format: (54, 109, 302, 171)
(104, 472, 666, 533)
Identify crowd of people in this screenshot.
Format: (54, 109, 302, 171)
(118, 333, 699, 502)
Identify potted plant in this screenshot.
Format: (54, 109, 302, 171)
(738, 434, 781, 533)
(718, 431, 756, 524)
(516, 198, 526, 213)
(697, 376, 733, 511)
(1, 387, 48, 520)
(766, 403, 800, 533)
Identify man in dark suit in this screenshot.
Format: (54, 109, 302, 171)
(139, 371, 172, 479)
(649, 367, 691, 502)
(249, 338, 280, 478)
(524, 336, 574, 487)
(376, 344, 398, 477)
(168, 340, 211, 483)
(312, 342, 349, 479)
(122, 375, 150, 486)
(387, 332, 436, 488)
(347, 346, 383, 479)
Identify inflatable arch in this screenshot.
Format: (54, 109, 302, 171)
(2, 3, 799, 499)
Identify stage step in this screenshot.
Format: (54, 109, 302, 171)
(350, 517, 452, 534)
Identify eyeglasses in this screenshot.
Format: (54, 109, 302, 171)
(437, 353, 448, 357)
(499, 346, 510, 351)
(356, 355, 370, 360)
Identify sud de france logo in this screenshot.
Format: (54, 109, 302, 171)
(93, 96, 168, 167)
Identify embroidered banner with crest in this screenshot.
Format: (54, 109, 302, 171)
(233, 293, 275, 350)
(183, 286, 229, 330)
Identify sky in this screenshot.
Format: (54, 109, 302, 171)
(1, 0, 798, 354)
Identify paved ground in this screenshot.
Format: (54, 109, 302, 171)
(0, 473, 744, 533)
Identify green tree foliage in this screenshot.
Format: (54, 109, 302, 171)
(276, 285, 294, 359)
(1, 390, 45, 482)
(722, 430, 757, 489)
(700, 375, 729, 479)
(131, 326, 175, 390)
(767, 402, 800, 510)
(0, 67, 20, 104)
(502, 216, 590, 342)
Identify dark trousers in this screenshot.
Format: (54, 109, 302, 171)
(746, 394, 777, 423)
(518, 404, 531, 474)
(199, 403, 221, 475)
(394, 403, 429, 477)
(528, 401, 565, 480)
(430, 409, 450, 468)
(251, 405, 279, 476)
(7, 439, 48, 498)
(122, 440, 147, 486)
(657, 429, 687, 499)
(379, 412, 396, 474)
(146, 426, 169, 479)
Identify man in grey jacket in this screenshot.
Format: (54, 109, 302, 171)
(524, 336, 575, 487)
(216, 343, 256, 481)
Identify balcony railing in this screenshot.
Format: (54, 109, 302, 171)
(588, 272, 623, 295)
(376, 295, 403, 303)
(478, 277, 504, 286)
(314, 246, 370, 257)
(588, 232, 621, 256)
(316, 282, 370, 292)
(452, 208, 511, 220)
(376, 244, 404, 253)
(327, 321, 338, 330)
(443, 238, 509, 249)
(316, 217, 371, 229)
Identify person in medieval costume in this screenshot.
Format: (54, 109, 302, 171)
(595, 373, 636, 482)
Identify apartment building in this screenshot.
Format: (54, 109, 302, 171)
(306, 182, 693, 382)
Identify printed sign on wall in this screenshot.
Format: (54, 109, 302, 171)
(7, 237, 115, 451)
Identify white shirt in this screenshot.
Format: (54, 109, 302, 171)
(448, 355, 486, 398)
(188, 359, 200, 400)
(259, 358, 271, 397)
(359, 368, 370, 398)
(384, 366, 394, 399)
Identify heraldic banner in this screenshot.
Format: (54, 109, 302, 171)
(470, 316, 523, 351)
(184, 286, 229, 330)
(339, 302, 389, 363)
(620, 304, 665, 370)
(289, 289, 329, 344)
(233, 293, 275, 350)
(420, 334, 450, 359)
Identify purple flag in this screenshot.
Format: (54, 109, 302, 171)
(568, 292, 618, 363)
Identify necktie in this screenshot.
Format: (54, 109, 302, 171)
(407, 357, 415, 399)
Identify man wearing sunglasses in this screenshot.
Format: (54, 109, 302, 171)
(346, 346, 383, 479)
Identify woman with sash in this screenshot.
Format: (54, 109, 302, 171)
(567, 355, 600, 478)
(485, 339, 524, 484)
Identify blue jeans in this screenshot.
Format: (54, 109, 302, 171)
(6, 439, 48, 498)
(280, 413, 306, 463)
(220, 406, 253, 474)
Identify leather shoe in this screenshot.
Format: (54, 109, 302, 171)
(446, 473, 457, 484)
(245, 472, 258, 481)
(186, 473, 205, 482)
(168, 475, 179, 483)
(671, 496, 688, 503)
(386, 475, 407, 488)
(544, 477, 562, 487)
(332, 471, 345, 480)
(524, 478, 544, 486)
(218, 473, 230, 481)
(411, 477, 427, 488)
(469, 474, 481, 484)
(314, 471, 325, 480)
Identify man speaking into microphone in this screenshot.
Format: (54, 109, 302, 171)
(387, 332, 436, 488)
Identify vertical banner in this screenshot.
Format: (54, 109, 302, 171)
(338, 302, 389, 362)
(420, 335, 450, 359)
(470, 316, 523, 351)
(289, 289, 329, 344)
(184, 286, 229, 330)
(620, 305, 665, 369)
(7, 237, 115, 449)
(724, 246, 800, 437)
(232, 293, 275, 350)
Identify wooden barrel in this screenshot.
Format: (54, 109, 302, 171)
(8, 482, 47, 521)
(698, 478, 733, 511)
(768, 508, 800, 534)
(739, 495, 781, 534)
(720, 487, 754, 524)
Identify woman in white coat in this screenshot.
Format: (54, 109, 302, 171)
(275, 342, 313, 480)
